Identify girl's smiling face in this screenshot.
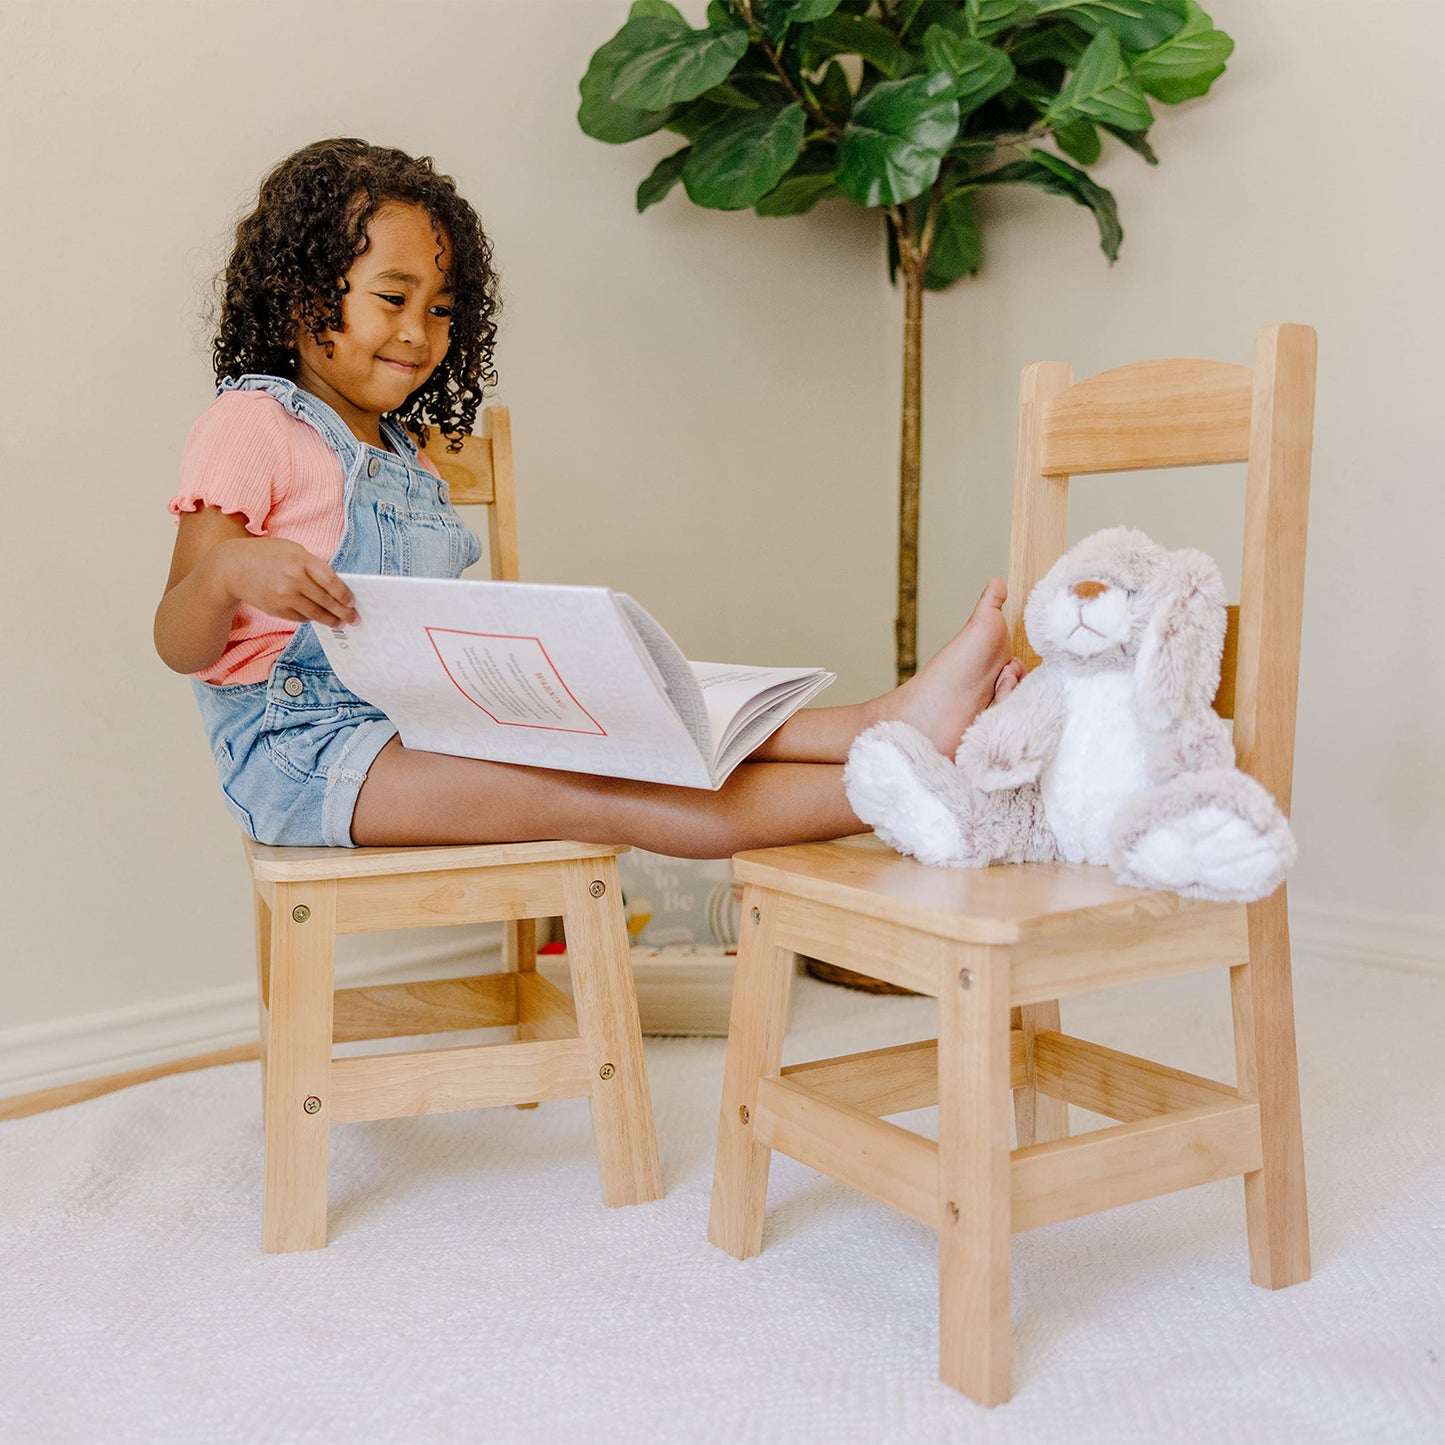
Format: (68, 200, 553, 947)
(294, 201, 453, 446)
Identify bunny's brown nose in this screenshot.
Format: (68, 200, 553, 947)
(1071, 579, 1108, 600)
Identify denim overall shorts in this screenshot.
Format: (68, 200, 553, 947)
(191, 375, 483, 846)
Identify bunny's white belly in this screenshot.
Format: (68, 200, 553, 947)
(1040, 672, 1149, 864)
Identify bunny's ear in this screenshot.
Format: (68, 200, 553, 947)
(1135, 548, 1228, 723)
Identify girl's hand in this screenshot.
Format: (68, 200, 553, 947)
(212, 536, 358, 628)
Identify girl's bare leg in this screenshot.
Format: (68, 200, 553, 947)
(351, 744, 856, 858)
(350, 577, 1023, 857)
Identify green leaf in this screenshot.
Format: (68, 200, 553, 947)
(630, 0, 688, 21)
(920, 28, 1015, 116)
(1047, 27, 1153, 131)
(1029, 1, 1187, 53)
(682, 102, 807, 209)
(1129, 1, 1233, 102)
(1101, 122, 1158, 162)
(807, 14, 910, 77)
(1009, 24, 1090, 71)
(755, 168, 837, 216)
(965, 0, 1032, 40)
(815, 59, 853, 121)
(1053, 116, 1101, 164)
(611, 24, 750, 110)
(924, 187, 982, 289)
(836, 72, 961, 207)
(579, 19, 687, 144)
(705, 82, 761, 109)
(756, 0, 843, 41)
(637, 146, 692, 212)
(980, 149, 1123, 260)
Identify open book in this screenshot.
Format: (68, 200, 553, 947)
(316, 575, 835, 790)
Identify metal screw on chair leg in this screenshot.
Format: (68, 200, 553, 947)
(292, 905, 311, 924)
(598, 1062, 615, 1080)
(589, 880, 606, 898)
(946, 1201, 960, 1223)
(750, 907, 761, 925)
(739, 1105, 750, 1125)
(957, 968, 973, 990)
(303, 1096, 321, 1115)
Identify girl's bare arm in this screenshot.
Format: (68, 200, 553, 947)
(154, 506, 357, 675)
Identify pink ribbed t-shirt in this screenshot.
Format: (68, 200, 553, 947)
(169, 389, 440, 686)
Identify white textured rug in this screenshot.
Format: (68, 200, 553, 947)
(2, 957, 1442, 1444)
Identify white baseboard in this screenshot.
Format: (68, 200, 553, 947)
(1289, 897, 1445, 978)
(0, 930, 508, 1098)
(3, 897, 1438, 1101)
(0, 930, 738, 1100)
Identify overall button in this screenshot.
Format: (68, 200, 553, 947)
(367, 456, 380, 478)
(283, 676, 304, 697)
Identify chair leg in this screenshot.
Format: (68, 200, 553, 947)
(708, 885, 796, 1260)
(262, 881, 337, 1254)
(1230, 890, 1310, 1288)
(509, 918, 542, 1109)
(253, 891, 272, 1107)
(562, 858, 663, 1207)
(1011, 999, 1069, 1147)
(939, 943, 1013, 1407)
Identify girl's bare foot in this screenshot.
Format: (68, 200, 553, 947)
(869, 579, 1024, 754)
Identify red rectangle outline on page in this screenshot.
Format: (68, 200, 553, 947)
(424, 627, 608, 736)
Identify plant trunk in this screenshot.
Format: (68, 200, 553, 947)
(896, 249, 924, 684)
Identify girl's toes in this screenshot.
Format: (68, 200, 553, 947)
(993, 659, 1025, 700)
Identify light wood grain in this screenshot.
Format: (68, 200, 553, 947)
(330, 973, 518, 1044)
(246, 837, 626, 884)
(1009, 904, 1248, 1004)
(1232, 887, 1311, 1287)
(1040, 359, 1253, 476)
(754, 1074, 939, 1227)
(779, 1033, 1029, 1115)
(262, 882, 337, 1253)
(939, 943, 1013, 1406)
(708, 886, 798, 1260)
(1011, 1100, 1262, 1234)
(1032, 1032, 1238, 1121)
(561, 858, 663, 1207)
(734, 838, 1203, 945)
(514, 971, 579, 1043)
(329, 1037, 590, 1123)
(421, 423, 495, 504)
(1012, 999, 1069, 1147)
(334, 865, 567, 933)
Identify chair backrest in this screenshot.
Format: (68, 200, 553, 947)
(419, 404, 520, 581)
(1006, 324, 1317, 813)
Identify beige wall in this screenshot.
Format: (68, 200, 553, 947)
(1, 1, 1440, 1054)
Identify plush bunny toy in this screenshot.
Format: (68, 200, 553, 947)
(844, 527, 1297, 902)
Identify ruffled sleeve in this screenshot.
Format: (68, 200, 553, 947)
(168, 390, 292, 535)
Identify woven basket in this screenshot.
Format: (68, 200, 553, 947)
(802, 958, 918, 996)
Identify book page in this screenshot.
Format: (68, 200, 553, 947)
(689, 661, 836, 778)
(318, 575, 716, 788)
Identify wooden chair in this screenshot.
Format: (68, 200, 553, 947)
(247, 405, 662, 1253)
(708, 325, 1316, 1405)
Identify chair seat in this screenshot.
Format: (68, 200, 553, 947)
(246, 836, 628, 883)
(733, 833, 1230, 944)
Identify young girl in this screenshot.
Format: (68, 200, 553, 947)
(156, 138, 1022, 858)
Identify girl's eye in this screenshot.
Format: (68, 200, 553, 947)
(377, 293, 405, 307)
(430, 305, 452, 319)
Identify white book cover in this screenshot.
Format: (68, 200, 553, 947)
(316, 574, 834, 790)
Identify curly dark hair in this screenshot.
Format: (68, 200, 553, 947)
(212, 138, 500, 445)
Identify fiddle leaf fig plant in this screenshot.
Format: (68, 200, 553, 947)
(579, 0, 1234, 682)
